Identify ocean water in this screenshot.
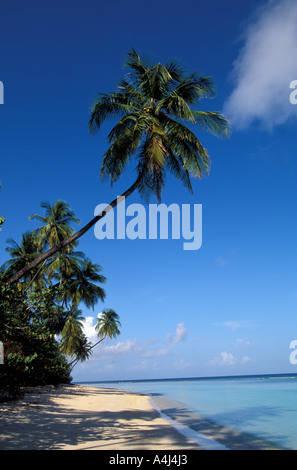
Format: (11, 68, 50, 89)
(78, 374, 297, 450)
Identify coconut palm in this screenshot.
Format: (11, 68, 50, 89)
(29, 200, 80, 250)
(48, 246, 86, 285)
(57, 258, 106, 309)
(79, 309, 121, 361)
(60, 307, 89, 359)
(5, 49, 230, 286)
(89, 48, 230, 201)
(3, 232, 43, 285)
(44, 304, 70, 336)
(95, 309, 121, 343)
(60, 306, 99, 369)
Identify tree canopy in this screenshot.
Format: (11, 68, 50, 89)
(0, 201, 119, 397)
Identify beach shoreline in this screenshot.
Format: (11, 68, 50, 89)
(0, 384, 281, 450)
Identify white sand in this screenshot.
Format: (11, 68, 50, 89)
(0, 384, 282, 450)
(0, 384, 202, 450)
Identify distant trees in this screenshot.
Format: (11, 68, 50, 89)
(63, 308, 122, 370)
(0, 201, 120, 396)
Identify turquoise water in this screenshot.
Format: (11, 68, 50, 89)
(78, 374, 297, 450)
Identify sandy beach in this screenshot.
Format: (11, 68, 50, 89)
(0, 384, 202, 450)
(0, 384, 281, 450)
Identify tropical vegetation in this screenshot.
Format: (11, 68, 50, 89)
(5, 48, 230, 286)
(0, 49, 230, 396)
(0, 201, 120, 397)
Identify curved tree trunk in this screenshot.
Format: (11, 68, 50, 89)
(68, 335, 106, 370)
(5, 176, 142, 286)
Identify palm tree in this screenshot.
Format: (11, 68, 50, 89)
(89, 49, 230, 201)
(44, 303, 70, 336)
(60, 307, 91, 363)
(95, 309, 121, 342)
(80, 309, 121, 358)
(60, 307, 120, 370)
(3, 232, 42, 284)
(5, 49, 230, 286)
(48, 246, 86, 285)
(56, 258, 106, 309)
(29, 200, 80, 250)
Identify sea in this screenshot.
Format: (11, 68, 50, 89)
(77, 373, 297, 450)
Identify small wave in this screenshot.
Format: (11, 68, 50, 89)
(149, 397, 229, 450)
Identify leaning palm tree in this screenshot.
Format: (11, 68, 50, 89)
(95, 309, 121, 343)
(5, 49, 230, 286)
(78, 309, 121, 362)
(61, 308, 120, 370)
(89, 49, 230, 201)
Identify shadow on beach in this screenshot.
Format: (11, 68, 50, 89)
(0, 385, 201, 450)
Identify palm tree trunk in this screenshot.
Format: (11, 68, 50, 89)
(23, 259, 48, 293)
(67, 334, 107, 370)
(5, 176, 142, 286)
(86, 335, 106, 351)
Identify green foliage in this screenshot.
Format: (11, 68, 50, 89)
(0, 200, 114, 397)
(95, 309, 121, 340)
(0, 285, 72, 396)
(29, 200, 80, 250)
(1, 337, 71, 397)
(89, 48, 231, 202)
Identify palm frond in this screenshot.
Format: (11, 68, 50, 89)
(89, 48, 231, 201)
(192, 111, 231, 138)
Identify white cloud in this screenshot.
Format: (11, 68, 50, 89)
(101, 339, 140, 356)
(212, 352, 251, 367)
(166, 322, 189, 345)
(81, 318, 189, 361)
(82, 315, 98, 343)
(212, 352, 237, 366)
(223, 0, 297, 129)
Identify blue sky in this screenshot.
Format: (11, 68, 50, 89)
(1, 0, 297, 382)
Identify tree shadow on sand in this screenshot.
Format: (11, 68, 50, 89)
(0, 386, 200, 450)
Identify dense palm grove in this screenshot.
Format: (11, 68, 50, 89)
(0, 50, 230, 397)
(0, 201, 121, 396)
